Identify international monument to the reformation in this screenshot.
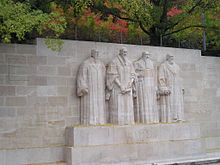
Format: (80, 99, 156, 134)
(65, 47, 201, 165)
(1, 39, 220, 165)
(77, 47, 184, 125)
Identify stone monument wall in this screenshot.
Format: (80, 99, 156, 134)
(0, 38, 220, 164)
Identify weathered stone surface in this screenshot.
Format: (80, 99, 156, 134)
(48, 56, 67, 65)
(47, 77, 67, 86)
(0, 44, 16, 53)
(28, 56, 47, 65)
(0, 118, 16, 132)
(57, 87, 69, 96)
(0, 65, 7, 74)
(0, 44, 36, 55)
(16, 44, 36, 55)
(9, 65, 37, 75)
(5, 97, 27, 106)
(37, 66, 57, 75)
(66, 140, 204, 165)
(7, 55, 27, 64)
(65, 123, 201, 147)
(0, 97, 4, 106)
(7, 75, 28, 85)
(0, 86, 15, 96)
(0, 107, 16, 118)
(37, 86, 57, 96)
(205, 137, 220, 150)
(0, 147, 63, 165)
(48, 96, 67, 106)
(27, 76, 47, 86)
(58, 66, 71, 76)
(0, 54, 6, 64)
(16, 86, 36, 96)
(26, 96, 48, 106)
(216, 88, 220, 97)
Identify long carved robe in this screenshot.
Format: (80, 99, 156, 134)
(134, 58, 159, 123)
(77, 57, 106, 125)
(158, 61, 184, 123)
(106, 55, 136, 124)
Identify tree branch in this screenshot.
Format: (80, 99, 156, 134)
(164, 0, 203, 32)
(90, 4, 137, 22)
(90, 2, 153, 37)
(139, 22, 151, 35)
(164, 21, 179, 32)
(115, 14, 137, 22)
(160, 0, 168, 23)
(188, 0, 203, 14)
(163, 25, 205, 36)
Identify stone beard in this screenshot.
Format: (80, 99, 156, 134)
(77, 51, 106, 125)
(106, 48, 136, 124)
(158, 56, 184, 122)
(134, 53, 159, 123)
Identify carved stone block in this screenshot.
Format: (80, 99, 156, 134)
(65, 123, 204, 165)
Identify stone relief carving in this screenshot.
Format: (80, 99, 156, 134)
(106, 47, 136, 124)
(77, 49, 106, 125)
(158, 54, 185, 123)
(134, 51, 159, 123)
(76, 48, 185, 125)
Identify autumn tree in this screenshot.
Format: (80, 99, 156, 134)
(81, 0, 220, 45)
(0, 0, 66, 49)
(1, 0, 219, 50)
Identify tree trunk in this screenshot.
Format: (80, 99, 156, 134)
(149, 27, 161, 46)
(149, 34, 161, 46)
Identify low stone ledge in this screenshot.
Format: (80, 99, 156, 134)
(65, 139, 204, 165)
(65, 123, 204, 165)
(65, 122, 201, 147)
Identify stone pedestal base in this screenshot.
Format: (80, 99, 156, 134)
(65, 123, 204, 165)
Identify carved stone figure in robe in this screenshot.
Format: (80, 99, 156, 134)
(77, 49, 106, 125)
(134, 51, 159, 123)
(158, 54, 184, 123)
(106, 47, 136, 124)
